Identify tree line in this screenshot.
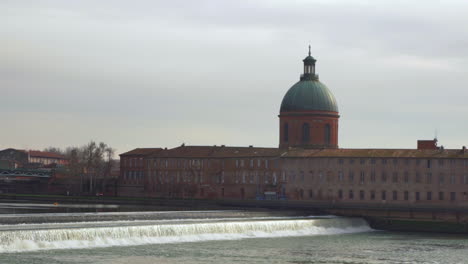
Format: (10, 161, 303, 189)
(44, 141, 115, 195)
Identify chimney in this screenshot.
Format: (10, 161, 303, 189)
(463, 146, 466, 154)
(249, 145, 253, 148)
(417, 139, 438, 150)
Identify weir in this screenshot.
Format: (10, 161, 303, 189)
(0, 216, 372, 253)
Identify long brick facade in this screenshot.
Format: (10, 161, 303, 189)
(118, 145, 468, 207)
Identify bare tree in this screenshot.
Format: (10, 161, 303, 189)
(44, 141, 115, 195)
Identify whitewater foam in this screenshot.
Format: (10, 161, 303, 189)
(0, 217, 372, 253)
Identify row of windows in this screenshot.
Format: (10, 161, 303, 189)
(280, 170, 468, 185)
(148, 171, 209, 184)
(123, 171, 144, 180)
(336, 171, 468, 185)
(334, 190, 459, 202)
(283, 123, 331, 144)
(123, 158, 144, 167)
(127, 157, 468, 170)
(145, 159, 276, 169)
(337, 158, 466, 167)
(235, 159, 271, 169)
(143, 169, 468, 186)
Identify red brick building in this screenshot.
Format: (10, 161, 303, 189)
(0, 148, 68, 167)
(118, 50, 468, 209)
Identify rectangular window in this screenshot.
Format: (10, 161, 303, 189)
(438, 159, 444, 167)
(381, 172, 387, 183)
(371, 171, 376, 183)
(405, 159, 410, 166)
(439, 192, 444, 201)
(450, 192, 456, 201)
(265, 160, 269, 169)
(250, 159, 254, 168)
(439, 174, 444, 185)
(416, 172, 421, 183)
(416, 159, 421, 166)
(309, 190, 314, 198)
(360, 159, 365, 165)
(450, 174, 456, 184)
(393, 191, 398, 200)
(427, 191, 432, 200)
(349, 172, 354, 182)
(415, 191, 420, 201)
(349, 190, 354, 199)
(381, 191, 386, 200)
(404, 191, 409, 201)
(404, 172, 409, 183)
(427, 160, 431, 169)
(338, 171, 344, 181)
(382, 159, 387, 165)
(464, 174, 468, 184)
(371, 159, 376, 165)
(392, 172, 398, 183)
(339, 159, 344, 165)
(360, 172, 365, 184)
(240, 160, 245, 167)
(426, 173, 432, 184)
(393, 159, 398, 165)
(235, 160, 239, 168)
(370, 190, 375, 200)
(338, 190, 343, 199)
(350, 159, 355, 164)
(360, 190, 365, 200)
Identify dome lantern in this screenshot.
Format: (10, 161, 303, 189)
(301, 45, 317, 81)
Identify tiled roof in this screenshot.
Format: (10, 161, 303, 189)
(283, 148, 468, 159)
(28, 150, 67, 159)
(120, 148, 163, 156)
(149, 145, 283, 158)
(120, 146, 468, 159)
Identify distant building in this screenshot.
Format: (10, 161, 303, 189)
(118, 49, 468, 208)
(0, 148, 68, 168)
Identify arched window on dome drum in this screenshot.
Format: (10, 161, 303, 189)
(302, 123, 310, 143)
(325, 124, 331, 145)
(283, 123, 289, 142)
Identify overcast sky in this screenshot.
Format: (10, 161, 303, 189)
(1, 0, 468, 155)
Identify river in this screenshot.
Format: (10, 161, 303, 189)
(0, 202, 467, 263)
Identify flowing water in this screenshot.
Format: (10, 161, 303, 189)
(0, 213, 467, 263)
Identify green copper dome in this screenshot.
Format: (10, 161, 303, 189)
(280, 79, 339, 113)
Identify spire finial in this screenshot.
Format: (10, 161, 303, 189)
(308, 45, 311, 56)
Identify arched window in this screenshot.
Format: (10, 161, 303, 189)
(302, 123, 310, 143)
(283, 123, 289, 142)
(325, 124, 331, 145)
